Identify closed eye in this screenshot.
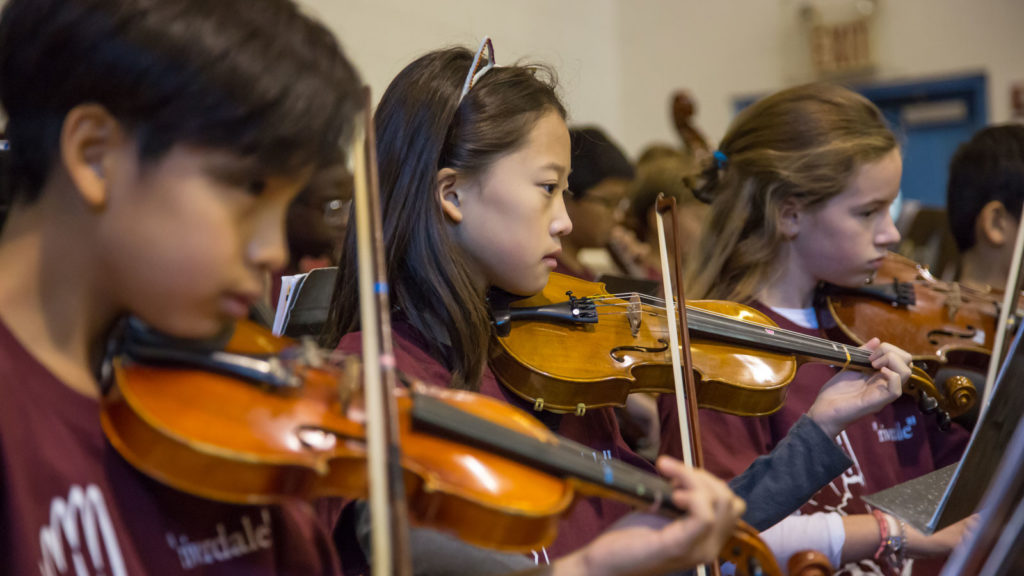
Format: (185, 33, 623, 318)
(857, 204, 887, 218)
(205, 161, 268, 197)
(248, 179, 268, 196)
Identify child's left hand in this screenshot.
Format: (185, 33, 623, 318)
(807, 338, 910, 437)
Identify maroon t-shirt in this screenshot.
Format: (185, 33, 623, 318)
(333, 320, 655, 565)
(0, 319, 342, 575)
(696, 305, 968, 575)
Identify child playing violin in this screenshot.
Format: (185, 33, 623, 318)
(0, 2, 746, 575)
(323, 40, 919, 572)
(0, 0, 365, 572)
(687, 82, 976, 575)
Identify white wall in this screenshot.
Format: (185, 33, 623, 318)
(302, 0, 623, 138)
(616, 0, 1024, 154)
(303, 0, 1024, 159)
(4, 0, 1017, 158)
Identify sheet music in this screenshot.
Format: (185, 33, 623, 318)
(272, 273, 307, 336)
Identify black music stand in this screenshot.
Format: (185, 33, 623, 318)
(863, 325, 1024, 534)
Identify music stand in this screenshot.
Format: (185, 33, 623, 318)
(863, 325, 1024, 534)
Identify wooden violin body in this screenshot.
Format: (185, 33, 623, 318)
(490, 273, 973, 426)
(101, 319, 793, 573)
(103, 320, 573, 551)
(491, 274, 795, 417)
(821, 252, 996, 374)
(103, 360, 578, 551)
(820, 252, 985, 419)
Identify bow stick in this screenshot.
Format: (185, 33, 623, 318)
(351, 86, 413, 575)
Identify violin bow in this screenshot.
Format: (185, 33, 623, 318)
(654, 194, 720, 576)
(351, 86, 413, 575)
(981, 205, 1024, 413)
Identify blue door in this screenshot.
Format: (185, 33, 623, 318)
(856, 74, 987, 208)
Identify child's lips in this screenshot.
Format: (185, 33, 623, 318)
(221, 292, 257, 318)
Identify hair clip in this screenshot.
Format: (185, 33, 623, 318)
(458, 37, 496, 104)
(713, 150, 728, 169)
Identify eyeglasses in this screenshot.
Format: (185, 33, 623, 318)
(321, 198, 351, 227)
(583, 195, 630, 213)
(458, 37, 496, 105)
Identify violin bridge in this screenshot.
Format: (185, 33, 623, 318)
(946, 282, 962, 321)
(627, 294, 642, 338)
(337, 355, 361, 410)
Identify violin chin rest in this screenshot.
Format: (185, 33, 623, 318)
(124, 316, 236, 355)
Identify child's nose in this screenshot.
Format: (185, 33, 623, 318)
(552, 194, 573, 237)
(248, 214, 290, 273)
(877, 213, 901, 247)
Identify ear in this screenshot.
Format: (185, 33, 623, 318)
(60, 103, 125, 210)
(977, 200, 1011, 247)
(436, 167, 463, 223)
(777, 197, 802, 239)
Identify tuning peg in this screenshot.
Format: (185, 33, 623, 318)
(918, 393, 939, 414)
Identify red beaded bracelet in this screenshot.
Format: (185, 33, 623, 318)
(873, 509, 890, 559)
(872, 509, 907, 576)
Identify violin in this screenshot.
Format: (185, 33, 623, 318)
(100, 318, 800, 575)
(820, 252, 999, 372)
(489, 272, 972, 427)
(819, 252, 994, 423)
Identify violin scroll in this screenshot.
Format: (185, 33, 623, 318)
(901, 367, 977, 430)
(719, 522, 785, 576)
(786, 550, 833, 576)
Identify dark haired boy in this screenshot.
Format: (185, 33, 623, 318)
(947, 124, 1024, 292)
(0, 0, 361, 572)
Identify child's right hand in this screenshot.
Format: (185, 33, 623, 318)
(906, 513, 980, 559)
(806, 338, 911, 438)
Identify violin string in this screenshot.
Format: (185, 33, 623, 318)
(581, 299, 872, 366)
(565, 290, 875, 364)
(412, 393, 680, 513)
(589, 293, 667, 306)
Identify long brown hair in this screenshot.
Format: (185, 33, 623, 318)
(686, 83, 897, 303)
(322, 47, 566, 390)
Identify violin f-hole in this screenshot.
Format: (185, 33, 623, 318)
(610, 338, 669, 363)
(927, 325, 978, 345)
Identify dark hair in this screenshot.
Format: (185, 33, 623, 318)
(0, 134, 8, 231)
(568, 126, 634, 198)
(323, 46, 566, 390)
(686, 83, 898, 302)
(0, 0, 362, 206)
(947, 124, 1024, 252)
(630, 147, 698, 242)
